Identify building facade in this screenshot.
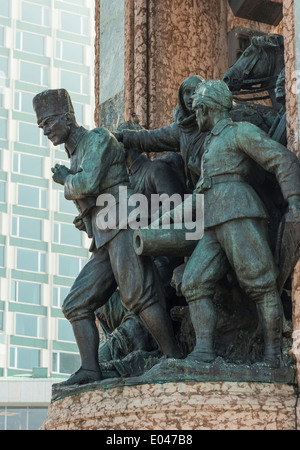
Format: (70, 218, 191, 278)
(0, 0, 96, 429)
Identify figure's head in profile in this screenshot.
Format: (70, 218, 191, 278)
(192, 79, 233, 132)
(275, 68, 286, 105)
(177, 75, 205, 118)
(33, 88, 77, 146)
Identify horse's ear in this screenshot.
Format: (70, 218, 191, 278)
(250, 36, 259, 47)
(250, 35, 266, 48)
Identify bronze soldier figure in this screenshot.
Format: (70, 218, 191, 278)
(94, 121, 187, 370)
(32, 89, 182, 386)
(180, 80, 300, 368)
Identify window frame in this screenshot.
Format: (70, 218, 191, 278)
(12, 215, 43, 241)
(15, 312, 46, 339)
(16, 30, 45, 56)
(11, 280, 42, 306)
(21, 1, 50, 27)
(16, 247, 46, 273)
(13, 152, 44, 178)
(19, 60, 48, 87)
(17, 184, 47, 210)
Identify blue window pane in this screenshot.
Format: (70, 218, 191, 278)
(18, 185, 39, 208)
(0, 0, 9, 17)
(17, 347, 40, 370)
(82, 18, 88, 36)
(59, 192, 77, 214)
(16, 314, 37, 337)
(59, 255, 79, 277)
(0, 118, 7, 139)
(41, 190, 46, 208)
(0, 246, 4, 267)
(12, 217, 17, 235)
(20, 61, 42, 85)
(15, 91, 35, 114)
(22, 3, 43, 25)
(0, 182, 5, 202)
(0, 27, 4, 46)
(44, 10, 49, 26)
(39, 317, 46, 338)
(60, 224, 81, 246)
(61, 70, 81, 93)
(60, 41, 84, 64)
(18, 217, 42, 240)
(0, 56, 8, 78)
(28, 408, 48, 430)
(52, 352, 58, 372)
(22, 32, 44, 55)
(6, 408, 27, 430)
(19, 154, 43, 177)
(17, 249, 39, 272)
(73, 103, 83, 124)
(53, 286, 69, 308)
(9, 347, 15, 366)
(59, 352, 80, 374)
(12, 281, 41, 305)
(58, 319, 75, 342)
(0, 408, 4, 430)
(40, 253, 46, 272)
(61, 12, 81, 33)
(19, 123, 40, 146)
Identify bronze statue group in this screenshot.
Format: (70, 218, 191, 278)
(32, 34, 300, 387)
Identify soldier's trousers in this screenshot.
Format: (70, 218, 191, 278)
(62, 228, 163, 323)
(181, 218, 279, 303)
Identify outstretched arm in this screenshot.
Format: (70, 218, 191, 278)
(120, 123, 181, 154)
(237, 122, 300, 219)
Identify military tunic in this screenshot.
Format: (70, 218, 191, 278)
(181, 118, 300, 303)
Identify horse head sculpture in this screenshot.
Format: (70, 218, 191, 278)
(223, 34, 285, 110)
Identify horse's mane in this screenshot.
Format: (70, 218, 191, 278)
(251, 34, 284, 49)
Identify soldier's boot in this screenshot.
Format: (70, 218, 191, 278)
(186, 298, 217, 363)
(53, 318, 102, 387)
(139, 302, 183, 359)
(256, 290, 283, 368)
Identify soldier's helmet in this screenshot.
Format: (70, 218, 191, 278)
(192, 80, 233, 112)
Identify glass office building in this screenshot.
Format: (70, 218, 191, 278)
(0, 0, 95, 428)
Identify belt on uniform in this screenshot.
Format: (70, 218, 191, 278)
(98, 182, 130, 197)
(196, 174, 246, 193)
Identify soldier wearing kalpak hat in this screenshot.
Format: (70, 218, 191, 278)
(33, 88, 182, 386)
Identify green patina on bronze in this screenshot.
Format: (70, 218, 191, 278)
(32, 33, 300, 396)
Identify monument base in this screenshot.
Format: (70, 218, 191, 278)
(40, 358, 298, 430)
(40, 380, 298, 430)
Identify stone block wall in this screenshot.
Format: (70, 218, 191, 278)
(40, 381, 298, 430)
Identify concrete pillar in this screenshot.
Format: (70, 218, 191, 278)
(97, 0, 125, 130)
(124, 0, 228, 129)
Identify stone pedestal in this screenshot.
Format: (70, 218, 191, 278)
(40, 380, 297, 430)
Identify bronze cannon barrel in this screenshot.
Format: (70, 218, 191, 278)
(133, 226, 199, 257)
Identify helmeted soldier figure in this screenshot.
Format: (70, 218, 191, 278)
(180, 80, 300, 368)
